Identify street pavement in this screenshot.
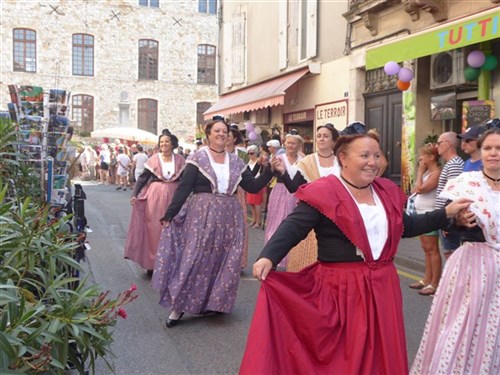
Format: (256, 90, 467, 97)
(77, 180, 431, 374)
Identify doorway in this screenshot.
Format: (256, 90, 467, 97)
(365, 91, 402, 184)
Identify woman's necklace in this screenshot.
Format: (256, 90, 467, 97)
(341, 174, 371, 190)
(317, 152, 333, 158)
(483, 170, 500, 186)
(209, 147, 225, 154)
(287, 154, 297, 164)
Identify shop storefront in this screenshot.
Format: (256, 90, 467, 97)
(283, 109, 314, 154)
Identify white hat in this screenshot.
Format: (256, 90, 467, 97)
(266, 140, 281, 148)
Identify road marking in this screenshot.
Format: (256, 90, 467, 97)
(397, 269, 421, 281)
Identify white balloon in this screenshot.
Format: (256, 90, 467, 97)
(254, 127, 262, 135)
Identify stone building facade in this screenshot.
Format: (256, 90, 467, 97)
(0, 0, 219, 141)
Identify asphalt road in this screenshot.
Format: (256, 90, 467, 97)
(78, 181, 432, 374)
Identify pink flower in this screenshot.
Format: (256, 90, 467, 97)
(129, 283, 137, 292)
(117, 308, 128, 319)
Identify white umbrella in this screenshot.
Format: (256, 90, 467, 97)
(91, 127, 158, 145)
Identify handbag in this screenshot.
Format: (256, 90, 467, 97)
(406, 193, 417, 215)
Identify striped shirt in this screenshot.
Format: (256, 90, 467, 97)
(435, 155, 464, 208)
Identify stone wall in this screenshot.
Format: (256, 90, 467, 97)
(0, 0, 219, 141)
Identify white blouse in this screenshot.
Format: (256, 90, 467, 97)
(207, 151, 230, 194)
(158, 154, 175, 180)
(315, 154, 341, 178)
(339, 180, 388, 260)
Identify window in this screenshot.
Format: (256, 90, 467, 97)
(138, 99, 158, 135)
(72, 34, 94, 76)
(198, 0, 217, 14)
(13, 28, 36, 72)
(197, 102, 211, 125)
(299, 0, 317, 60)
(72, 95, 94, 133)
(139, 0, 159, 7)
(138, 39, 159, 80)
(197, 44, 216, 84)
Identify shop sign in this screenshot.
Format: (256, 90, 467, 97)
(284, 109, 314, 124)
(366, 9, 499, 69)
(315, 100, 348, 130)
(462, 100, 495, 129)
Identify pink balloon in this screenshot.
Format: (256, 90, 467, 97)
(398, 67, 414, 83)
(467, 50, 486, 68)
(384, 61, 400, 76)
(248, 131, 257, 141)
(244, 122, 255, 132)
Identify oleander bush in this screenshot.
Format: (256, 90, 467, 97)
(0, 118, 137, 374)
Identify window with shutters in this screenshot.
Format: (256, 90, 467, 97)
(72, 95, 94, 133)
(197, 44, 216, 84)
(13, 28, 36, 72)
(72, 34, 94, 76)
(138, 39, 159, 80)
(299, 0, 317, 61)
(138, 99, 158, 135)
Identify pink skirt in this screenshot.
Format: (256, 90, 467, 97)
(124, 180, 179, 270)
(411, 242, 500, 374)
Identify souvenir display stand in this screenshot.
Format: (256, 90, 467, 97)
(8, 84, 71, 205)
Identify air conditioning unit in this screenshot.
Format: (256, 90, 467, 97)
(430, 49, 474, 90)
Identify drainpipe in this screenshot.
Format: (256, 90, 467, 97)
(477, 41, 492, 100)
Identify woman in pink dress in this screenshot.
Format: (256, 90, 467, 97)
(411, 127, 500, 375)
(124, 130, 185, 273)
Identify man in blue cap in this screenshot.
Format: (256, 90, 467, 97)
(458, 125, 484, 171)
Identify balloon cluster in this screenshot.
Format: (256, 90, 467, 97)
(244, 122, 262, 141)
(383, 61, 414, 91)
(464, 50, 498, 81)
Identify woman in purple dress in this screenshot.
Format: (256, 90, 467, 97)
(152, 118, 272, 327)
(124, 130, 185, 273)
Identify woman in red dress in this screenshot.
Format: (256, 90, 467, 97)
(239, 134, 472, 375)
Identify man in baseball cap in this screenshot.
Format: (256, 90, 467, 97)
(457, 125, 484, 171)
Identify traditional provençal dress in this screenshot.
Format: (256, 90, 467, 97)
(151, 147, 271, 314)
(411, 171, 500, 375)
(265, 153, 303, 267)
(124, 153, 185, 270)
(240, 175, 452, 375)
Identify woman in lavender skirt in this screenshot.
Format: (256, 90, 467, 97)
(152, 118, 272, 327)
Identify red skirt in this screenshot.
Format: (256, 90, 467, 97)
(246, 188, 264, 205)
(239, 261, 408, 375)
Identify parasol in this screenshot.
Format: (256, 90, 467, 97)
(90, 127, 158, 145)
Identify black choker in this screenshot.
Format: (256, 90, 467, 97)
(317, 152, 334, 159)
(341, 174, 371, 190)
(483, 170, 500, 185)
(209, 147, 225, 154)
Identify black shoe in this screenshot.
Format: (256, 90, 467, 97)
(166, 312, 184, 328)
(116, 187, 121, 190)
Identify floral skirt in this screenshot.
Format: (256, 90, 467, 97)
(152, 193, 244, 314)
(411, 242, 500, 374)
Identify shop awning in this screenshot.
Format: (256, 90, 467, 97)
(203, 68, 309, 119)
(366, 7, 499, 70)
